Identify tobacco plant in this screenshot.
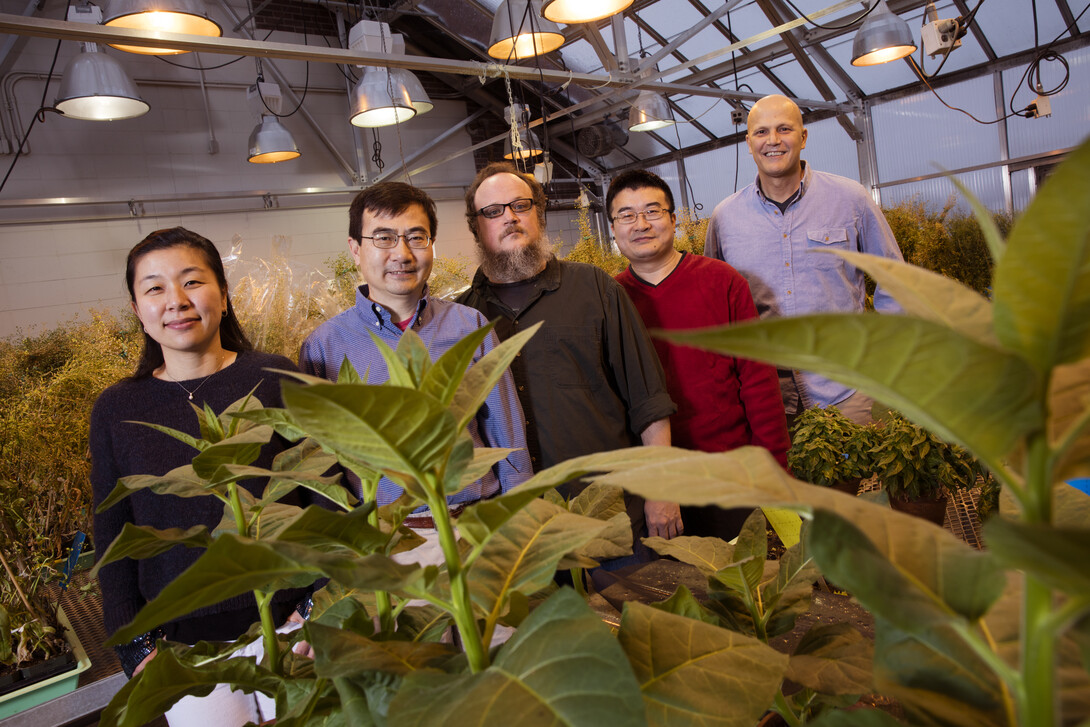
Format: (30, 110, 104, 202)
(640, 137, 1090, 725)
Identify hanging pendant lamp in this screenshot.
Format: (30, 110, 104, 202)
(390, 67, 434, 115)
(851, 0, 917, 66)
(628, 90, 674, 132)
(248, 115, 300, 163)
(103, 0, 222, 55)
(542, 0, 632, 24)
(504, 125, 545, 160)
(488, 0, 565, 60)
(54, 44, 150, 121)
(350, 66, 416, 127)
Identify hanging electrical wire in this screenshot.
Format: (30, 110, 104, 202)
(253, 9, 310, 118)
(0, 0, 71, 195)
(781, 0, 882, 31)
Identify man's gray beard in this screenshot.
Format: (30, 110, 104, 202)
(477, 233, 552, 283)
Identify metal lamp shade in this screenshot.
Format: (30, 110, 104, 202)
(503, 125, 544, 160)
(488, 0, 565, 61)
(350, 67, 417, 127)
(851, 0, 916, 66)
(390, 67, 433, 115)
(54, 46, 150, 121)
(104, 0, 222, 55)
(248, 115, 300, 163)
(542, 0, 632, 24)
(628, 90, 674, 132)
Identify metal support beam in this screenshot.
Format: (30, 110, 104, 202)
(0, 12, 845, 111)
(373, 107, 487, 183)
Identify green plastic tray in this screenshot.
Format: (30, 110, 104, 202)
(0, 607, 91, 720)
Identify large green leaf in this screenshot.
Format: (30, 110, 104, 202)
(871, 621, 1006, 727)
(808, 509, 1003, 632)
(96, 465, 221, 512)
(92, 524, 211, 574)
(107, 535, 323, 644)
(659, 315, 1042, 464)
(468, 498, 607, 623)
(235, 406, 309, 442)
(308, 622, 453, 677)
(808, 710, 907, 727)
(421, 323, 495, 407)
(993, 137, 1090, 372)
(100, 644, 282, 727)
(281, 382, 459, 486)
(458, 446, 690, 548)
(643, 534, 738, 575)
(826, 249, 998, 346)
(565, 483, 632, 563)
(786, 622, 873, 695)
(388, 589, 646, 727)
(598, 446, 1006, 619)
(983, 517, 1090, 596)
(450, 447, 521, 496)
(394, 329, 433, 387)
(274, 504, 387, 556)
(711, 509, 767, 597)
(619, 600, 787, 727)
(449, 322, 542, 431)
(648, 584, 720, 627)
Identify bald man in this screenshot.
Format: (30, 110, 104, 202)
(704, 94, 903, 426)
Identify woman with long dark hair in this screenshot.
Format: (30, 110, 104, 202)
(90, 227, 316, 725)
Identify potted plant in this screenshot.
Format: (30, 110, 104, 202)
(787, 406, 878, 496)
(868, 411, 986, 524)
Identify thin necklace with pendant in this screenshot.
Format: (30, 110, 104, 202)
(166, 355, 225, 401)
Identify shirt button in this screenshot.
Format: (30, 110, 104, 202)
(516, 352, 521, 357)
(783, 233, 788, 238)
(785, 262, 790, 267)
(518, 385, 525, 391)
(825, 236, 829, 241)
(787, 290, 792, 295)
(531, 457, 537, 464)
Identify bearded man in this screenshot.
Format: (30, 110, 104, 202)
(457, 162, 680, 561)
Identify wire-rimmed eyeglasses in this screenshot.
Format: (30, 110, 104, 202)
(611, 208, 673, 225)
(476, 198, 535, 219)
(359, 233, 433, 249)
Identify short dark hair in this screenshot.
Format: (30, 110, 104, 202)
(349, 182, 438, 241)
(606, 169, 676, 218)
(463, 162, 547, 243)
(125, 227, 252, 379)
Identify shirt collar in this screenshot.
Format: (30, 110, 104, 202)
(754, 160, 810, 206)
(357, 284, 430, 328)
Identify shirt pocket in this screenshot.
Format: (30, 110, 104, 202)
(544, 326, 603, 389)
(806, 227, 850, 267)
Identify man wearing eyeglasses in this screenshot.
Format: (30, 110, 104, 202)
(609, 170, 790, 540)
(457, 162, 680, 559)
(299, 182, 532, 517)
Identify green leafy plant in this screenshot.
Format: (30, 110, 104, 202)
(788, 407, 878, 490)
(870, 411, 988, 502)
(646, 137, 1090, 725)
(645, 509, 872, 725)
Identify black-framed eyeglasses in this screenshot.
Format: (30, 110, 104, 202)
(476, 198, 535, 219)
(359, 233, 433, 249)
(611, 208, 673, 224)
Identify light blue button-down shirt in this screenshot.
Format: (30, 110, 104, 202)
(299, 285, 533, 508)
(704, 163, 903, 409)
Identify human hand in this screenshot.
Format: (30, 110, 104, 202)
(133, 648, 157, 675)
(645, 500, 683, 539)
(285, 610, 315, 659)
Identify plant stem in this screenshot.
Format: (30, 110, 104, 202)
(227, 483, 248, 535)
(570, 569, 587, 599)
(254, 589, 281, 675)
(1020, 434, 1054, 726)
(424, 475, 488, 673)
(359, 473, 394, 633)
(772, 689, 802, 727)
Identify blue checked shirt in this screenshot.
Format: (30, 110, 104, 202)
(299, 286, 533, 508)
(704, 163, 904, 410)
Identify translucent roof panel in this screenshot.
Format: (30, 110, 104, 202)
(872, 75, 1003, 181)
(633, 2, 705, 44)
(658, 111, 713, 147)
(1004, 45, 1090, 158)
(557, 39, 606, 74)
(719, 2, 784, 51)
(799, 115, 860, 181)
(971, 0, 1075, 55)
(676, 95, 739, 138)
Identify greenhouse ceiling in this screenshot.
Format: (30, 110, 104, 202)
(0, 0, 1087, 188)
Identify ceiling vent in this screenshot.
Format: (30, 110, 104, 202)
(577, 123, 627, 157)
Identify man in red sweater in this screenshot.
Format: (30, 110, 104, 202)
(608, 169, 791, 539)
